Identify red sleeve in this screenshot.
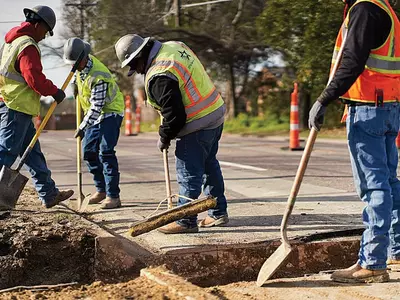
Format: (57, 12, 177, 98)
(17, 45, 58, 96)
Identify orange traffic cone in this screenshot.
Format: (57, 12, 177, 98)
(289, 82, 303, 151)
(124, 95, 132, 136)
(134, 105, 141, 134)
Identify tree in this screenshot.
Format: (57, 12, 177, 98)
(256, 0, 343, 127)
(61, 0, 271, 118)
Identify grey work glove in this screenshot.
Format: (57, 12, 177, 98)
(52, 89, 66, 104)
(74, 128, 85, 139)
(308, 101, 327, 131)
(157, 138, 170, 152)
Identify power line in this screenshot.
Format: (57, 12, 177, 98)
(65, 1, 97, 39)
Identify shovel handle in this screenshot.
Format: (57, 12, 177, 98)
(16, 52, 85, 172)
(280, 128, 317, 244)
(163, 149, 173, 209)
(76, 87, 84, 208)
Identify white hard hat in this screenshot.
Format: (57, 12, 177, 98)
(115, 34, 150, 68)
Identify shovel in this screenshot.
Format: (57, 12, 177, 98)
(0, 52, 85, 210)
(75, 92, 85, 210)
(256, 29, 348, 287)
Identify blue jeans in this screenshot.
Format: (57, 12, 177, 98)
(175, 124, 227, 228)
(347, 103, 400, 270)
(82, 115, 122, 198)
(0, 102, 58, 204)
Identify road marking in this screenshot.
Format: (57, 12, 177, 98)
(219, 161, 267, 171)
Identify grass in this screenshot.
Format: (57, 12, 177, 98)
(122, 115, 348, 139)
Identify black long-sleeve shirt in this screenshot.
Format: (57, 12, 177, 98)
(318, 1, 392, 105)
(149, 76, 187, 143)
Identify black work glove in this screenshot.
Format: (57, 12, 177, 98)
(157, 138, 170, 152)
(74, 128, 85, 139)
(308, 101, 327, 131)
(52, 89, 66, 104)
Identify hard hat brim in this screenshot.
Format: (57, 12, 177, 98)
(121, 37, 150, 68)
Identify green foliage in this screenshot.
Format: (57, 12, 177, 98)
(224, 112, 289, 135)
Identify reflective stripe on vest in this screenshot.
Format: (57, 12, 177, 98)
(149, 59, 221, 118)
(145, 42, 224, 122)
(0, 38, 34, 83)
(332, 0, 400, 105)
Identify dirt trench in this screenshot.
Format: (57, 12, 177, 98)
(0, 188, 95, 290)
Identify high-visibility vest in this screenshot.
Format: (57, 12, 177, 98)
(144, 41, 224, 123)
(0, 36, 41, 116)
(333, 0, 400, 104)
(76, 55, 124, 115)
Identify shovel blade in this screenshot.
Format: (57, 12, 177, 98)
(256, 242, 292, 287)
(0, 165, 29, 210)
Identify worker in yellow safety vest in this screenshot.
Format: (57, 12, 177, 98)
(0, 5, 74, 208)
(115, 34, 228, 233)
(64, 37, 125, 209)
(308, 0, 400, 282)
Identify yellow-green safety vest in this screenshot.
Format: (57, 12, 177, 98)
(76, 55, 124, 115)
(0, 35, 41, 116)
(144, 41, 224, 123)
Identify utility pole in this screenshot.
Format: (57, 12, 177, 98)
(65, 0, 97, 40)
(174, 0, 181, 27)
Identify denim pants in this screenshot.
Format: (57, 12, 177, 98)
(347, 103, 400, 270)
(175, 124, 227, 228)
(0, 102, 58, 204)
(82, 115, 122, 198)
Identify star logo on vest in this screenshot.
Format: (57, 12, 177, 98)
(178, 50, 191, 60)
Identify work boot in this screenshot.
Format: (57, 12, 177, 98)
(198, 215, 229, 228)
(157, 222, 199, 234)
(100, 197, 121, 209)
(331, 263, 389, 283)
(44, 190, 74, 209)
(88, 191, 106, 204)
(387, 259, 400, 271)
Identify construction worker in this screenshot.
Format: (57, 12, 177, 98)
(63, 37, 124, 209)
(309, 0, 400, 282)
(114, 34, 228, 234)
(0, 5, 73, 208)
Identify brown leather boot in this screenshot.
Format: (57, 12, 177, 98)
(88, 192, 106, 204)
(387, 259, 400, 271)
(44, 190, 74, 208)
(198, 215, 229, 228)
(331, 263, 389, 283)
(100, 197, 121, 209)
(157, 222, 199, 234)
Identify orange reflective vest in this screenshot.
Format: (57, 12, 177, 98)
(333, 0, 400, 121)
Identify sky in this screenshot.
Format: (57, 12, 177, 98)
(0, 0, 72, 96)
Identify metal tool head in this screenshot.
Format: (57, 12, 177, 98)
(0, 165, 29, 210)
(256, 242, 292, 287)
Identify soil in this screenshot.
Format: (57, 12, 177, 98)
(1, 188, 399, 300)
(0, 188, 95, 290)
